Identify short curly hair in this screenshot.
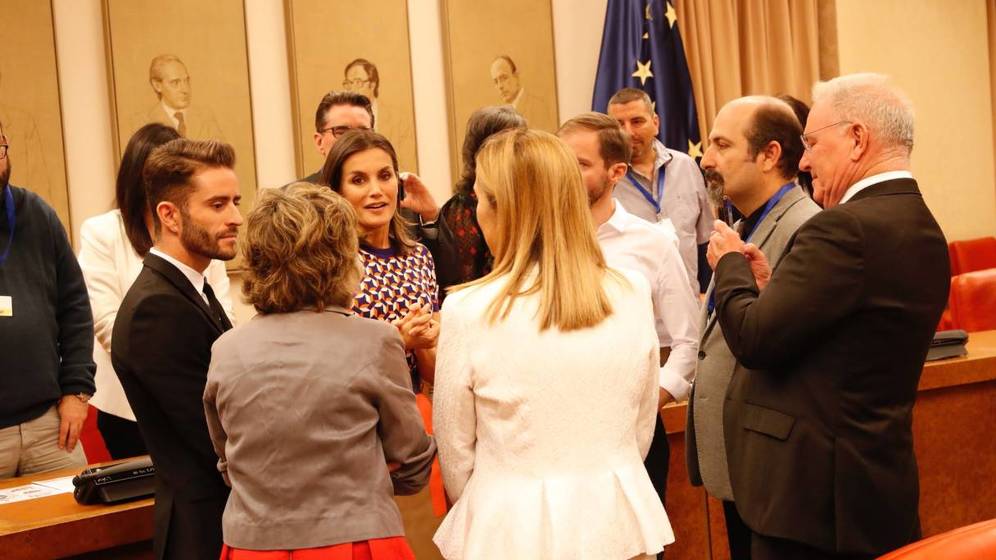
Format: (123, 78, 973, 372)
(241, 183, 361, 314)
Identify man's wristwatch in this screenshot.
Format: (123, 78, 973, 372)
(73, 392, 92, 404)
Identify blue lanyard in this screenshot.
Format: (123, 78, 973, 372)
(741, 183, 795, 242)
(625, 165, 667, 214)
(707, 183, 795, 315)
(0, 185, 14, 268)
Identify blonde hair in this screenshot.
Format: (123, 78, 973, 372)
(241, 183, 361, 314)
(465, 129, 618, 331)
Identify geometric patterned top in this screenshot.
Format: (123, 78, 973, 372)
(353, 241, 439, 388)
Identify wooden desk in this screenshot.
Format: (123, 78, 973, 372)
(0, 466, 153, 559)
(660, 330, 996, 560)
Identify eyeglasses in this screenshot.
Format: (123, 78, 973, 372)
(342, 78, 370, 89)
(318, 125, 371, 138)
(0, 144, 7, 159)
(800, 121, 852, 150)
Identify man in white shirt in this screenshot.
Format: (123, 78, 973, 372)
(608, 88, 714, 293)
(558, 112, 699, 547)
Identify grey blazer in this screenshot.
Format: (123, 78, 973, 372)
(203, 308, 436, 550)
(685, 186, 820, 500)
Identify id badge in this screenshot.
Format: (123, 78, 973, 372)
(0, 296, 11, 317)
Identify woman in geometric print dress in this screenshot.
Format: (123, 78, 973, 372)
(320, 129, 439, 389)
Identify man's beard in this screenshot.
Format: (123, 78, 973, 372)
(588, 179, 611, 206)
(703, 169, 726, 207)
(179, 207, 237, 261)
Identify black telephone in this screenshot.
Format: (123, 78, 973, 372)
(73, 456, 156, 505)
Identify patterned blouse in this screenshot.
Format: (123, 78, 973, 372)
(438, 190, 493, 291)
(353, 241, 439, 388)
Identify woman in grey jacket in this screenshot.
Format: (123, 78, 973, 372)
(203, 183, 435, 560)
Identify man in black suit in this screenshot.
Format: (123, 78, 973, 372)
(706, 73, 949, 559)
(112, 138, 242, 560)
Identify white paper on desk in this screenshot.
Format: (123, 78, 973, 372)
(0, 483, 63, 504)
(32, 475, 77, 493)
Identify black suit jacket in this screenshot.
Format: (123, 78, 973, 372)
(713, 178, 949, 556)
(111, 253, 231, 560)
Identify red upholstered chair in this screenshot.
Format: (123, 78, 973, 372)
(877, 518, 996, 559)
(79, 404, 112, 464)
(949, 237, 996, 276)
(948, 269, 996, 332)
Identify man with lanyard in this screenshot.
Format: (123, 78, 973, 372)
(686, 96, 820, 559)
(0, 120, 96, 479)
(608, 87, 714, 293)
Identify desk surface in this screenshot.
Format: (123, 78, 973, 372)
(662, 329, 996, 433)
(0, 465, 153, 559)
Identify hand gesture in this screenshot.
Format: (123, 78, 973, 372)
(392, 304, 440, 350)
(707, 220, 746, 270)
(399, 172, 440, 222)
(743, 243, 772, 290)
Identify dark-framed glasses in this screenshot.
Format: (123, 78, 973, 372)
(318, 125, 371, 139)
(800, 121, 852, 150)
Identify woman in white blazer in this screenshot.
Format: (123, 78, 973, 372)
(77, 123, 233, 459)
(432, 129, 674, 560)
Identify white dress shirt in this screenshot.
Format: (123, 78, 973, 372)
(597, 201, 700, 401)
(839, 170, 915, 204)
(149, 247, 210, 305)
(77, 209, 233, 420)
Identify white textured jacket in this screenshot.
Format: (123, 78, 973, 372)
(433, 267, 674, 559)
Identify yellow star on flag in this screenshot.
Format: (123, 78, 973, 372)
(632, 59, 653, 86)
(645, 2, 653, 20)
(643, 32, 649, 40)
(687, 140, 703, 159)
(665, 2, 678, 28)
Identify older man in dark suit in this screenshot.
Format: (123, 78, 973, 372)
(707, 74, 949, 559)
(686, 95, 820, 559)
(112, 138, 242, 560)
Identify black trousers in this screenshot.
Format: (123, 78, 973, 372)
(96, 410, 148, 459)
(723, 500, 752, 559)
(644, 414, 670, 559)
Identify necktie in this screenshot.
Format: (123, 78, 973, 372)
(174, 112, 187, 137)
(202, 280, 233, 331)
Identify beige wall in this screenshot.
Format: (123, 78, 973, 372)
(836, 0, 996, 241)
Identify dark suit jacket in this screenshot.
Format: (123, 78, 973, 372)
(713, 178, 949, 556)
(111, 253, 231, 560)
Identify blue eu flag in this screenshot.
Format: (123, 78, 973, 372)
(592, 0, 702, 160)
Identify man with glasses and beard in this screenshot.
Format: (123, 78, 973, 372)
(112, 138, 242, 560)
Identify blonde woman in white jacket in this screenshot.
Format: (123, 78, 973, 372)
(77, 124, 233, 458)
(432, 129, 674, 559)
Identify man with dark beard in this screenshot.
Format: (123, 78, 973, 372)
(112, 138, 242, 560)
(687, 96, 819, 558)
